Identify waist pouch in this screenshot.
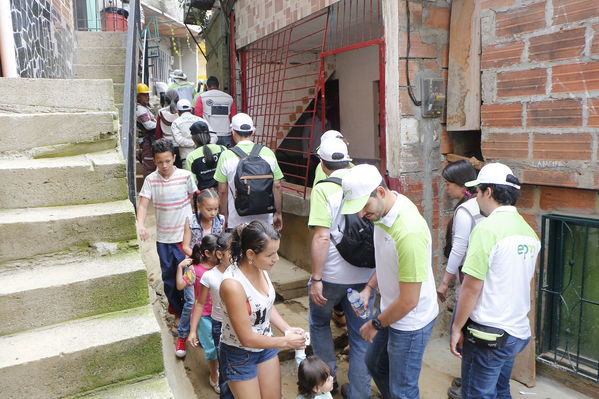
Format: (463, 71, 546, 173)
(463, 319, 509, 349)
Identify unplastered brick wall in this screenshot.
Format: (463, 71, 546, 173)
(480, 0, 599, 191)
(234, 0, 339, 48)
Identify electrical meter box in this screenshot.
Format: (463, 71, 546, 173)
(421, 77, 446, 118)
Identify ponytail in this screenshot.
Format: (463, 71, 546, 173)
(230, 221, 280, 263)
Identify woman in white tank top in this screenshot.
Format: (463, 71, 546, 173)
(220, 221, 306, 399)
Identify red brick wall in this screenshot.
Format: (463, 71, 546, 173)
(480, 0, 599, 191)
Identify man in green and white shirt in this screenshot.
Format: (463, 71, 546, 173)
(449, 162, 540, 399)
(341, 164, 438, 399)
(214, 113, 284, 230)
(308, 138, 374, 399)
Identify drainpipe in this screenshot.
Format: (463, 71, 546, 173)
(0, 0, 18, 77)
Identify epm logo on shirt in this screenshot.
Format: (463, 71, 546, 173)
(517, 243, 537, 259)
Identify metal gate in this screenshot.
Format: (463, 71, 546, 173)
(239, 0, 384, 197)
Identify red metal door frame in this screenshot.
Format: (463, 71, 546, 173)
(318, 38, 387, 176)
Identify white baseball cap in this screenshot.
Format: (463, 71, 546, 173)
(176, 99, 192, 111)
(341, 164, 384, 214)
(465, 162, 520, 189)
(317, 138, 352, 162)
(320, 130, 344, 143)
(231, 113, 255, 133)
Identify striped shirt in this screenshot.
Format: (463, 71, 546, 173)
(139, 167, 197, 243)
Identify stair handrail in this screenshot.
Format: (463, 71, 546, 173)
(121, 0, 141, 208)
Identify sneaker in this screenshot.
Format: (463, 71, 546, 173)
(447, 385, 462, 399)
(175, 337, 187, 358)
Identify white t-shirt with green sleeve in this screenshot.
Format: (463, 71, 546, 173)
(214, 140, 284, 228)
(374, 193, 439, 331)
(308, 169, 374, 284)
(462, 206, 540, 339)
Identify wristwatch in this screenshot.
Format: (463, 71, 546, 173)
(371, 316, 383, 331)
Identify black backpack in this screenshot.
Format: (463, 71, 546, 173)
(229, 144, 275, 216)
(191, 145, 225, 190)
(317, 177, 376, 268)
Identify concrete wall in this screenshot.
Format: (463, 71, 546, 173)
(479, 0, 599, 230)
(335, 45, 380, 160)
(10, 0, 74, 78)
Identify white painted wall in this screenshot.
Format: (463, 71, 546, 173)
(333, 44, 380, 160)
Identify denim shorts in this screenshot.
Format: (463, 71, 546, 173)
(219, 342, 279, 382)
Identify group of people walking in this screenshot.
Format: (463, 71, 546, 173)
(135, 85, 541, 399)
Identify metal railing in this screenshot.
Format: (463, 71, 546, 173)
(73, 0, 130, 32)
(121, 0, 141, 207)
(537, 214, 599, 382)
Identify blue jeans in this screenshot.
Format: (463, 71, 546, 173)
(177, 284, 195, 338)
(365, 318, 435, 399)
(461, 335, 530, 399)
(309, 281, 374, 399)
(156, 242, 185, 315)
(216, 135, 232, 147)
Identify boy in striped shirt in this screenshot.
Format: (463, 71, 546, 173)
(137, 138, 197, 328)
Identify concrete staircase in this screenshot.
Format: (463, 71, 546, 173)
(0, 78, 170, 398)
(74, 31, 126, 119)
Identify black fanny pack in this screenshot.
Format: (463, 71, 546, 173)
(463, 319, 509, 349)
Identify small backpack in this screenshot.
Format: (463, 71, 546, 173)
(317, 177, 376, 269)
(191, 145, 225, 190)
(230, 144, 275, 216)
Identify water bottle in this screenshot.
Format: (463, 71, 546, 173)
(347, 288, 369, 319)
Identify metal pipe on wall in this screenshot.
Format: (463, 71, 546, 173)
(0, 0, 18, 77)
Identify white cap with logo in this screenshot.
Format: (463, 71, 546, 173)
(176, 99, 192, 111)
(465, 162, 520, 189)
(317, 138, 352, 162)
(231, 113, 255, 133)
(340, 164, 383, 214)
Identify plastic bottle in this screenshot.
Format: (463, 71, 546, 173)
(347, 288, 369, 319)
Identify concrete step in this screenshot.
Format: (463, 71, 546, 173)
(0, 200, 137, 263)
(0, 111, 118, 154)
(75, 47, 126, 66)
(270, 257, 310, 300)
(113, 83, 125, 104)
(76, 31, 126, 49)
(0, 78, 116, 112)
(74, 375, 173, 399)
(0, 306, 163, 399)
(0, 250, 149, 335)
(0, 150, 127, 208)
(74, 64, 125, 83)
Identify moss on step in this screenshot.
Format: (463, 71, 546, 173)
(31, 135, 118, 158)
(79, 332, 164, 392)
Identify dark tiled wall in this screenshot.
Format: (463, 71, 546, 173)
(10, 0, 74, 78)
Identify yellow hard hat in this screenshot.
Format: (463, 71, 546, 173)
(137, 83, 150, 94)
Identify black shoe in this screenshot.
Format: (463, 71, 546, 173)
(340, 383, 349, 399)
(448, 385, 462, 399)
(451, 377, 462, 388)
